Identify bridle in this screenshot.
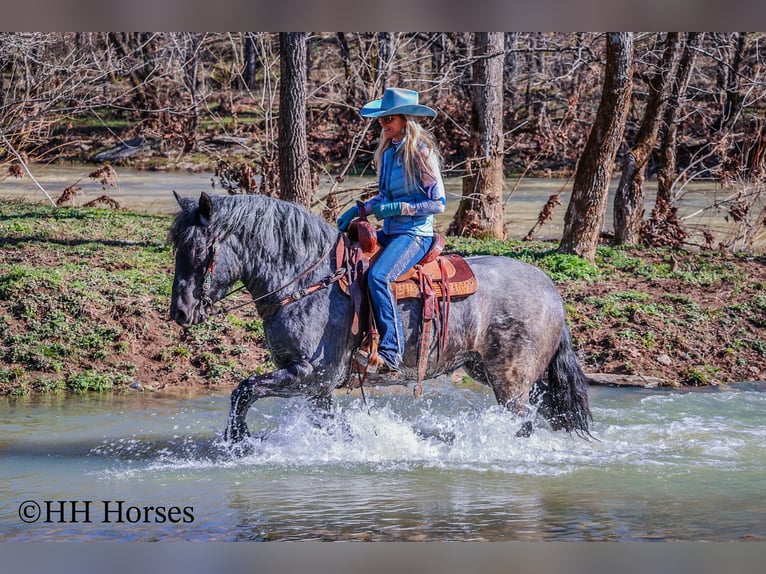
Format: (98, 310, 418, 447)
(197, 232, 346, 319)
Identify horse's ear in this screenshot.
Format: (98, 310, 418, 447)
(198, 192, 214, 226)
(173, 190, 195, 212)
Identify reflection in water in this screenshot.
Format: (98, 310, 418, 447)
(1, 384, 765, 541)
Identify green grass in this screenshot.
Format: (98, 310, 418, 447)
(0, 198, 270, 395)
(445, 236, 601, 281)
(585, 291, 673, 321)
(0, 200, 173, 394)
(2, 199, 764, 393)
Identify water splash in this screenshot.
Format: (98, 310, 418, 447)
(89, 386, 766, 482)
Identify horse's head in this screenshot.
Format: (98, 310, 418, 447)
(169, 191, 234, 327)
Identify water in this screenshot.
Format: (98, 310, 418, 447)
(2, 165, 765, 541)
(1, 382, 764, 541)
(1, 164, 763, 249)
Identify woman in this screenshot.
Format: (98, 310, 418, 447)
(337, 87, 446, 374)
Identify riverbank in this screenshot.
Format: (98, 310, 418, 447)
(1, 199, 764, 396)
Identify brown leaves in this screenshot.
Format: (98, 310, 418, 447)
(88, 165, 118, 188)
(8, 163, 24, 178)
(55, 165, 121, 208)
(83, 195, 121, 209)
(641, 197, 689, 249)
(726, 192, 749, 223)
(214, 159, 278, 197)
(321, 189, 340, 223)
(523, 193, 561, 241)
(56, 185, 82, 206)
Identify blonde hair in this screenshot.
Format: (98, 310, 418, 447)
(373, 115, 441, 190)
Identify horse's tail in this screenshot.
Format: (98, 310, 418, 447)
(534, 324, 592, 437)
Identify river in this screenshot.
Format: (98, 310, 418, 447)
(1, 164, 763, 249)
(1, 165, 765, 541)
(1, 381, 764, 541)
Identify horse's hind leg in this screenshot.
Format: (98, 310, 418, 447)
(224, 360, 314, 443)
(465, 353, 539, 438)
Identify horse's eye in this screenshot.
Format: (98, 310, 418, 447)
(191, 242, 206, 260)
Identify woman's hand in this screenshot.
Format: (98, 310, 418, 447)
(336, 206, 359, 232)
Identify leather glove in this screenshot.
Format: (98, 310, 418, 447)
(336, 206, 359, 232)
(372, 201, 402, 220)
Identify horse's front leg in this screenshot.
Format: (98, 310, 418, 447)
(224, 360, 314, 443)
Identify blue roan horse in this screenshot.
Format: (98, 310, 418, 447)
(169, 192, 591, 442)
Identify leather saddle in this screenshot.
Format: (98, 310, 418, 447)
(335, 204, 478, 396)
(337, 211, 477, 301)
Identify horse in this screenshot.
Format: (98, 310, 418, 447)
(169, 192, 591, 443)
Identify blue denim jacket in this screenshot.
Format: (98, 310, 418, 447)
(363, 139, 446, 237)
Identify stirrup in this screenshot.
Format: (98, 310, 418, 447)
(354, 349, 400, 376)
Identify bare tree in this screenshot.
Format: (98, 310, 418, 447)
(377, 32, 393, 88)
(178, 33, 204, 153)
(717, 32, 748, 131)
(106, 33, 162, 120)
(643, 33, 704, 247)
(242, 32, 261, 90)
(613, 33, 681, 246)
(559, 33, 634, 262)
(278, 32, 312, 208)
(448, 32, 505, 239)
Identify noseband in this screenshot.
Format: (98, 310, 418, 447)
(199, 236, 220, 312)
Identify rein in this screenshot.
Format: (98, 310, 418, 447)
(200, 233, 345, 319)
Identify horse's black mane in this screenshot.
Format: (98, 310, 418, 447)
(169, 194, 337, 267)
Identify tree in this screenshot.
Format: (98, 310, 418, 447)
(613, 33, 680, 246)
(377, 32, 393, 88)
(278, 32, 313, 209)
(448, 32, 505, 239)
(643, 33, 704, 247)
(242, 32, 261, 90)
(179, 33, 204, 154)
(106, 33, 161, 119)
(559, 33, 634, 262)
(717, 32, 748, 131)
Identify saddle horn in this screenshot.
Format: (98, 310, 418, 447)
(347, 200, 378, 253)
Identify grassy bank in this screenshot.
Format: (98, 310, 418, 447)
(1, 199, 764, 396)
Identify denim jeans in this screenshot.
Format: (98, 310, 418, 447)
(368, 232, 433, 367)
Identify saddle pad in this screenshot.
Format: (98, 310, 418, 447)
(393, 254, 478, 300)
(338, 252, 477, 300)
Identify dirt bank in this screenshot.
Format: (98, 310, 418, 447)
(0, 199, 764, 396)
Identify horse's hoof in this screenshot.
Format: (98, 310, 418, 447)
(515, 421, 534, 438)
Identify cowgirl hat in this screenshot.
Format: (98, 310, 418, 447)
(360, 87, 436, 118)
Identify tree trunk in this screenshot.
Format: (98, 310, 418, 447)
(377, 32, 393, 87)
(641, 33, 703, 248)
(718, 32, 747, 130)
(454, 33, 474, 99)
(181, 33, 202, 154)
(243, 32, 260, 90)
(559, 33, 634, 262)
(504, 33, 520, 110)
(448, 32, 505, 239)
(335, 32, 361, 104)
(613, 33, 680, 245)
(656, 33, 703, 212)
(278, 32, 313, 209)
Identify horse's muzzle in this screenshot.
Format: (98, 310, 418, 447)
(169, 298, 204, 327)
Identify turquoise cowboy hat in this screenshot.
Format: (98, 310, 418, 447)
(360, 87, 436, 118)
